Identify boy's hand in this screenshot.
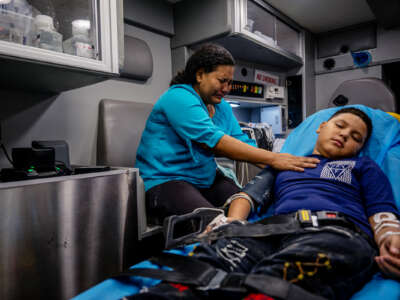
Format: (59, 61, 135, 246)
(202, 216, 245, 235)
(376, 235, 400, 279)
(204, 214, 229, 234)
(271, 153, 319, 172)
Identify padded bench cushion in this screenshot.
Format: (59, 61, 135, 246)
(97, 99, 153, 167)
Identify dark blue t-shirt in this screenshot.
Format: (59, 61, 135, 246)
(274, 155, 397, 238)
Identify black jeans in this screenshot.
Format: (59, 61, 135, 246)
(130, 225, 377, 300)
(146, 170, 240, 224)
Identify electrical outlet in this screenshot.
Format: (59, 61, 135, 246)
(266, 85, 285, 99)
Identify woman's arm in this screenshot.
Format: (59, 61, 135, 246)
(213, 134, 319, 172)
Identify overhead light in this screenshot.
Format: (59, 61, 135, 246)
(228, 101, 240, 108)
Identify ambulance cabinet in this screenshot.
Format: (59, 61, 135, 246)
(0, 168, 139, 300)
(0, 0, 122, 94)
(172, 0, 303, 70)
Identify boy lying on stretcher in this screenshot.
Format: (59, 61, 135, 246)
(130, 107, 400, 300)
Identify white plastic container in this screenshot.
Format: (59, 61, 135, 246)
(0, 0, 13, 42)
(245, 18, 254, 32)
(0, 0, 33, 45)
(9, 0, 32, 45)
(63, 19, 94, 59)
(33, 14, 62, 52)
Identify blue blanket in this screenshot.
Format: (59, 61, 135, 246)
(74, 105, 400, 300)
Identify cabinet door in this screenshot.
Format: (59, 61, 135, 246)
(0, 0, 119, 74)
(240, 0, 301, 57)
(276, 17, 301, 57)
(244, 0, 275, 45)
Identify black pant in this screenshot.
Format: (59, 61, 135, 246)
(146, 171, 240, 224)
(129, 225, 377, 300)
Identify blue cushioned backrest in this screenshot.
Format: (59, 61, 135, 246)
(281, 105, 400, 209)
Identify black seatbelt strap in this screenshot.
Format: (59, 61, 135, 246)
(245, 274, 327, 300)
(163, 208, 372, 248)
(113, 253, 328, 300)
(112, 252, 220, 287)
(197, 219, 302, 244)
(194, 210, 373, 247)
(149, 252, 220, 286)
(114, 268, 196, 285)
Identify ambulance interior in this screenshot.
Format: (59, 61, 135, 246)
(0, 0, 399, 299)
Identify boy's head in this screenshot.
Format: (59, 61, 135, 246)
(313, 107, 373, 159)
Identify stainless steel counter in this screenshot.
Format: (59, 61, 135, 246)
(0, 168, 138, 300)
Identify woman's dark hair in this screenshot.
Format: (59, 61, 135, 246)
(329, 107, 373, 142)
(170, 43, 235, 86)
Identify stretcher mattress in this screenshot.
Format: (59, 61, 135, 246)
(74, 105, 400, 300)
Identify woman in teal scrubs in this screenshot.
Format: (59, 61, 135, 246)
(136, 44, 318, 223)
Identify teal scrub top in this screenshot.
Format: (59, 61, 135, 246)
(135, 84, 256, 191)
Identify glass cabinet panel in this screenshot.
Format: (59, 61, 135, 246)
(0, 0, 100, 60)
(245, 0, 301, 56)
(246, 0, 275, 45)
(276, 17, 300, 56)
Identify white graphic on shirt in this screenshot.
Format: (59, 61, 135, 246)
(216, 240, 248, 270)
(320, 161, 356, 184)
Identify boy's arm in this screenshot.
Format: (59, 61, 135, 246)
(358, 157, 400, 279)
(227, 193, 252, 220)
(224, 166, 277, 221)
(204, 193, 251, 233)
(369, 213, 400, 279)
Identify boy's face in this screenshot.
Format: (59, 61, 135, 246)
(313, 113, 368, 159)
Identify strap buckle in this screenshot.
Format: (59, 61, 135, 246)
(315, 211, 347, 227)
(297, 210, 347, 228)
(197, 269, 228, 291)
(297, 209, 314, 227)
(199, 272, 248, 293)
(163, 208, 224, 249)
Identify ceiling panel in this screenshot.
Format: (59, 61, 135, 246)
(264, 0, 375, 33)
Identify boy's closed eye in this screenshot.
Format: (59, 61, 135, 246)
(352, 134, 362, 143)
(335, 122, 344, 128)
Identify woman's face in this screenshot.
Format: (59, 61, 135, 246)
(194, 65, 234, 105)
